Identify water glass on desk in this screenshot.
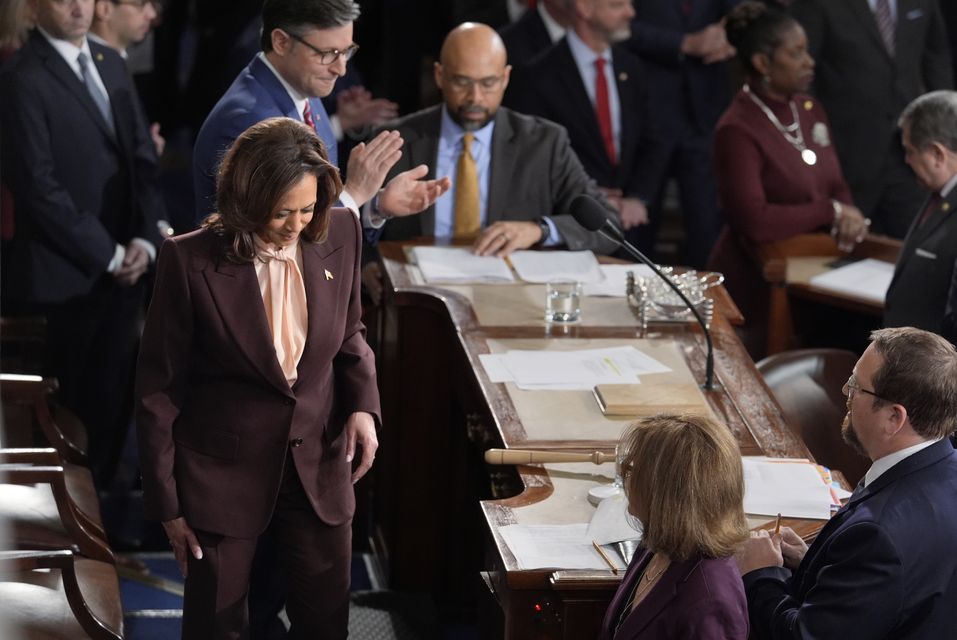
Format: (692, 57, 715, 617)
(545, 280, 582, 323)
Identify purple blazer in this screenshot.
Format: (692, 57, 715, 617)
(599, 547, 749, 639)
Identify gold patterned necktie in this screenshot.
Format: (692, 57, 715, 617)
(453, 132, 480, 239)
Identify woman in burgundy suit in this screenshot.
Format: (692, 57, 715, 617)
(708, 2, 870, 344)
(599, 414, 750, 639)
(135, 118, 380, 639)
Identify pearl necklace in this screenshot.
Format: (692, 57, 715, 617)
(744, 84, 817, 166)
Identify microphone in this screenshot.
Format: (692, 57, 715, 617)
(571, 195, 716, 391)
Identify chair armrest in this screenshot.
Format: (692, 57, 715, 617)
(1, 464, 113, 563)
(0, 447, 61, 465)
(1, 376, 88, 464)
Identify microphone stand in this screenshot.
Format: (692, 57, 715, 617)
(597, 223, 717, 391)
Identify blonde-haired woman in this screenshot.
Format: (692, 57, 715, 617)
(599, 414, 750, 639)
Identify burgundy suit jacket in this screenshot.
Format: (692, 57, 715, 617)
(135, 208, 380, 538)
(599, 547, 749, 639)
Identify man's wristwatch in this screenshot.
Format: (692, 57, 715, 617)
(536, 217, 550, 245)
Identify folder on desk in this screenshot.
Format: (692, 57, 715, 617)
(593, 382, 712, 417)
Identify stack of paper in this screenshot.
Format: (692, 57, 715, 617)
(509, 250, 604, 283)
(498, 523, 627, 571)
(742, 457, 834, 520)
(479, 346, 671, 390)
(808, 258, 894, 304)
(412, 247, 515, 284)
(584, 264, 655, 297)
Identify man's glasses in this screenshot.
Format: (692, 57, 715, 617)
(287, 32, 359, 65)
(844, 374, 887, 401)
(447, 75, 506, 94)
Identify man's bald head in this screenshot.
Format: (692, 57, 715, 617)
(435, 22, 511, 131)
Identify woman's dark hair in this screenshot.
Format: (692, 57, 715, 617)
(204, 117, 342, 263)
(725, 1, 800, 75)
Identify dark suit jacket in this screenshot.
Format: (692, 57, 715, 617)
(508, 38, 661, 201)
(192, 55, 339, 223)
(375, 105, 619, 254)
(135, 209, 380, 538)
(625, 0, 743, 136)
(884, 186, 957, 341)
(0, 30, 165, 303)
(599, 548, 749, 639)
(791, 0, 953, 192)
(745, 439, 957, 638)
(499, 7, 554, 67)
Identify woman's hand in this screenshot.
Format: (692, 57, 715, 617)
(345, 411, 378, 484)
(162, 516, 203, 577)
(832, 201, 871, 253)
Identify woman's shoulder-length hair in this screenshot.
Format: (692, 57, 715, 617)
(620, 413, 749, 562)
(203, 117, 343, 263)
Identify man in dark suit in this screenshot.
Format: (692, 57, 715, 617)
(737, 326, 957, 638)
(0, 0, 166, 488)
(193, 0, 449, 227)
(884, 90, 957, 344)
(509, 0, 663, 241)
(791, 0, 953, 238)
(623, 0, 742, 267)
(499, 0, 572, 67)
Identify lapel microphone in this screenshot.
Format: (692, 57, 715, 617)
(570, 194, 716, 391)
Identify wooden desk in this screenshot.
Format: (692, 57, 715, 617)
(755, 233, 901, 354)
(370, 241, 819, 625)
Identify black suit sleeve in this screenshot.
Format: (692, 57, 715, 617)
(0, 69, 116, 275)
(744, 521, 904, 639)
(923, 0, 955, 91)
(790, 0, 827, 64)
(942, 257, 957, 344)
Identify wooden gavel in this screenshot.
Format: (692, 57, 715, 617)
(484, 448, 615, 465)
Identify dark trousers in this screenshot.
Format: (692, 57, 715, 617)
(626, 132, 723, 269)
(41, 277, 145, 490)
(181, 459, 352, 640)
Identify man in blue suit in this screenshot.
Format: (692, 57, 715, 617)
(623, 0, 742, 268)
(193, 0, 449, 228)
(737, 326, 957, 639)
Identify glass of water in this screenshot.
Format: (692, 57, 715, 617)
(544, 280, 582, 323)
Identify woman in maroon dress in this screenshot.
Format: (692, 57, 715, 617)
(708, 2, 870, 348)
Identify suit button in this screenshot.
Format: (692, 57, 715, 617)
(290, 438, 303, 448)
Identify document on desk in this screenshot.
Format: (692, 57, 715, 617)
(508, 250, 604, 283)
(479, 345, 672, 390)
(587, 493, 643, 545)
(411, 247, 515, 284)
(583, 264, 655, 297)
(743, 457, 833, 520)
(499, 523, 627, 570)
(808, 258, 894, 304)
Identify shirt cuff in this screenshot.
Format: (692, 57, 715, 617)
(131, 237, 157, 263)
(106, 243, 125, 273)
(339, 189, 360, 218)
(542, 216, 562, 247)
(361, 191, 389, 229)
(330, 114, 344, 142)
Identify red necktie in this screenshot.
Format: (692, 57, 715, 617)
(302, 101, 317, 132)
(917, 193, 942, 227)
(594, 58, 616, 166)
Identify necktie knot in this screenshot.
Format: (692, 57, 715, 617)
(303, 102, 316, 130)
(594, 57, 606, 73)
(461, 132, 474, 155)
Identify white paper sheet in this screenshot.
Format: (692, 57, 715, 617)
(583, 264, 656, 297)
(498, 523, 627, 570)
(412, 247, 515, 283)
(743, 458, 833, 520)
(808, 258, 894, 304)
(587, 493, 643, 545)
(508, 250, 604, 283)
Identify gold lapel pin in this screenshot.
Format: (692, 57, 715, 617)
(618, 72, 628, 82)
(804, 100, 814, 111)
(95, 52, 104, 62)
(943, 202, 951, 212)
(324, 269, 334, 281)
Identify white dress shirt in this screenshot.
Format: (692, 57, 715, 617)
(864, 438, 942, 487)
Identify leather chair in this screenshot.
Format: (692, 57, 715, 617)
(0, 550, 124, 639)
(757, 348, 870, 487)
(1, 374, 89, 464)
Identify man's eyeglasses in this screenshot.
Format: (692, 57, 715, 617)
(448, 75, 506, 94)
(287, 32, 359, 65)
(844, 374, 886, 401)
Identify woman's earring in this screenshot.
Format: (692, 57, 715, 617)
(762, 75, 771, 85)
